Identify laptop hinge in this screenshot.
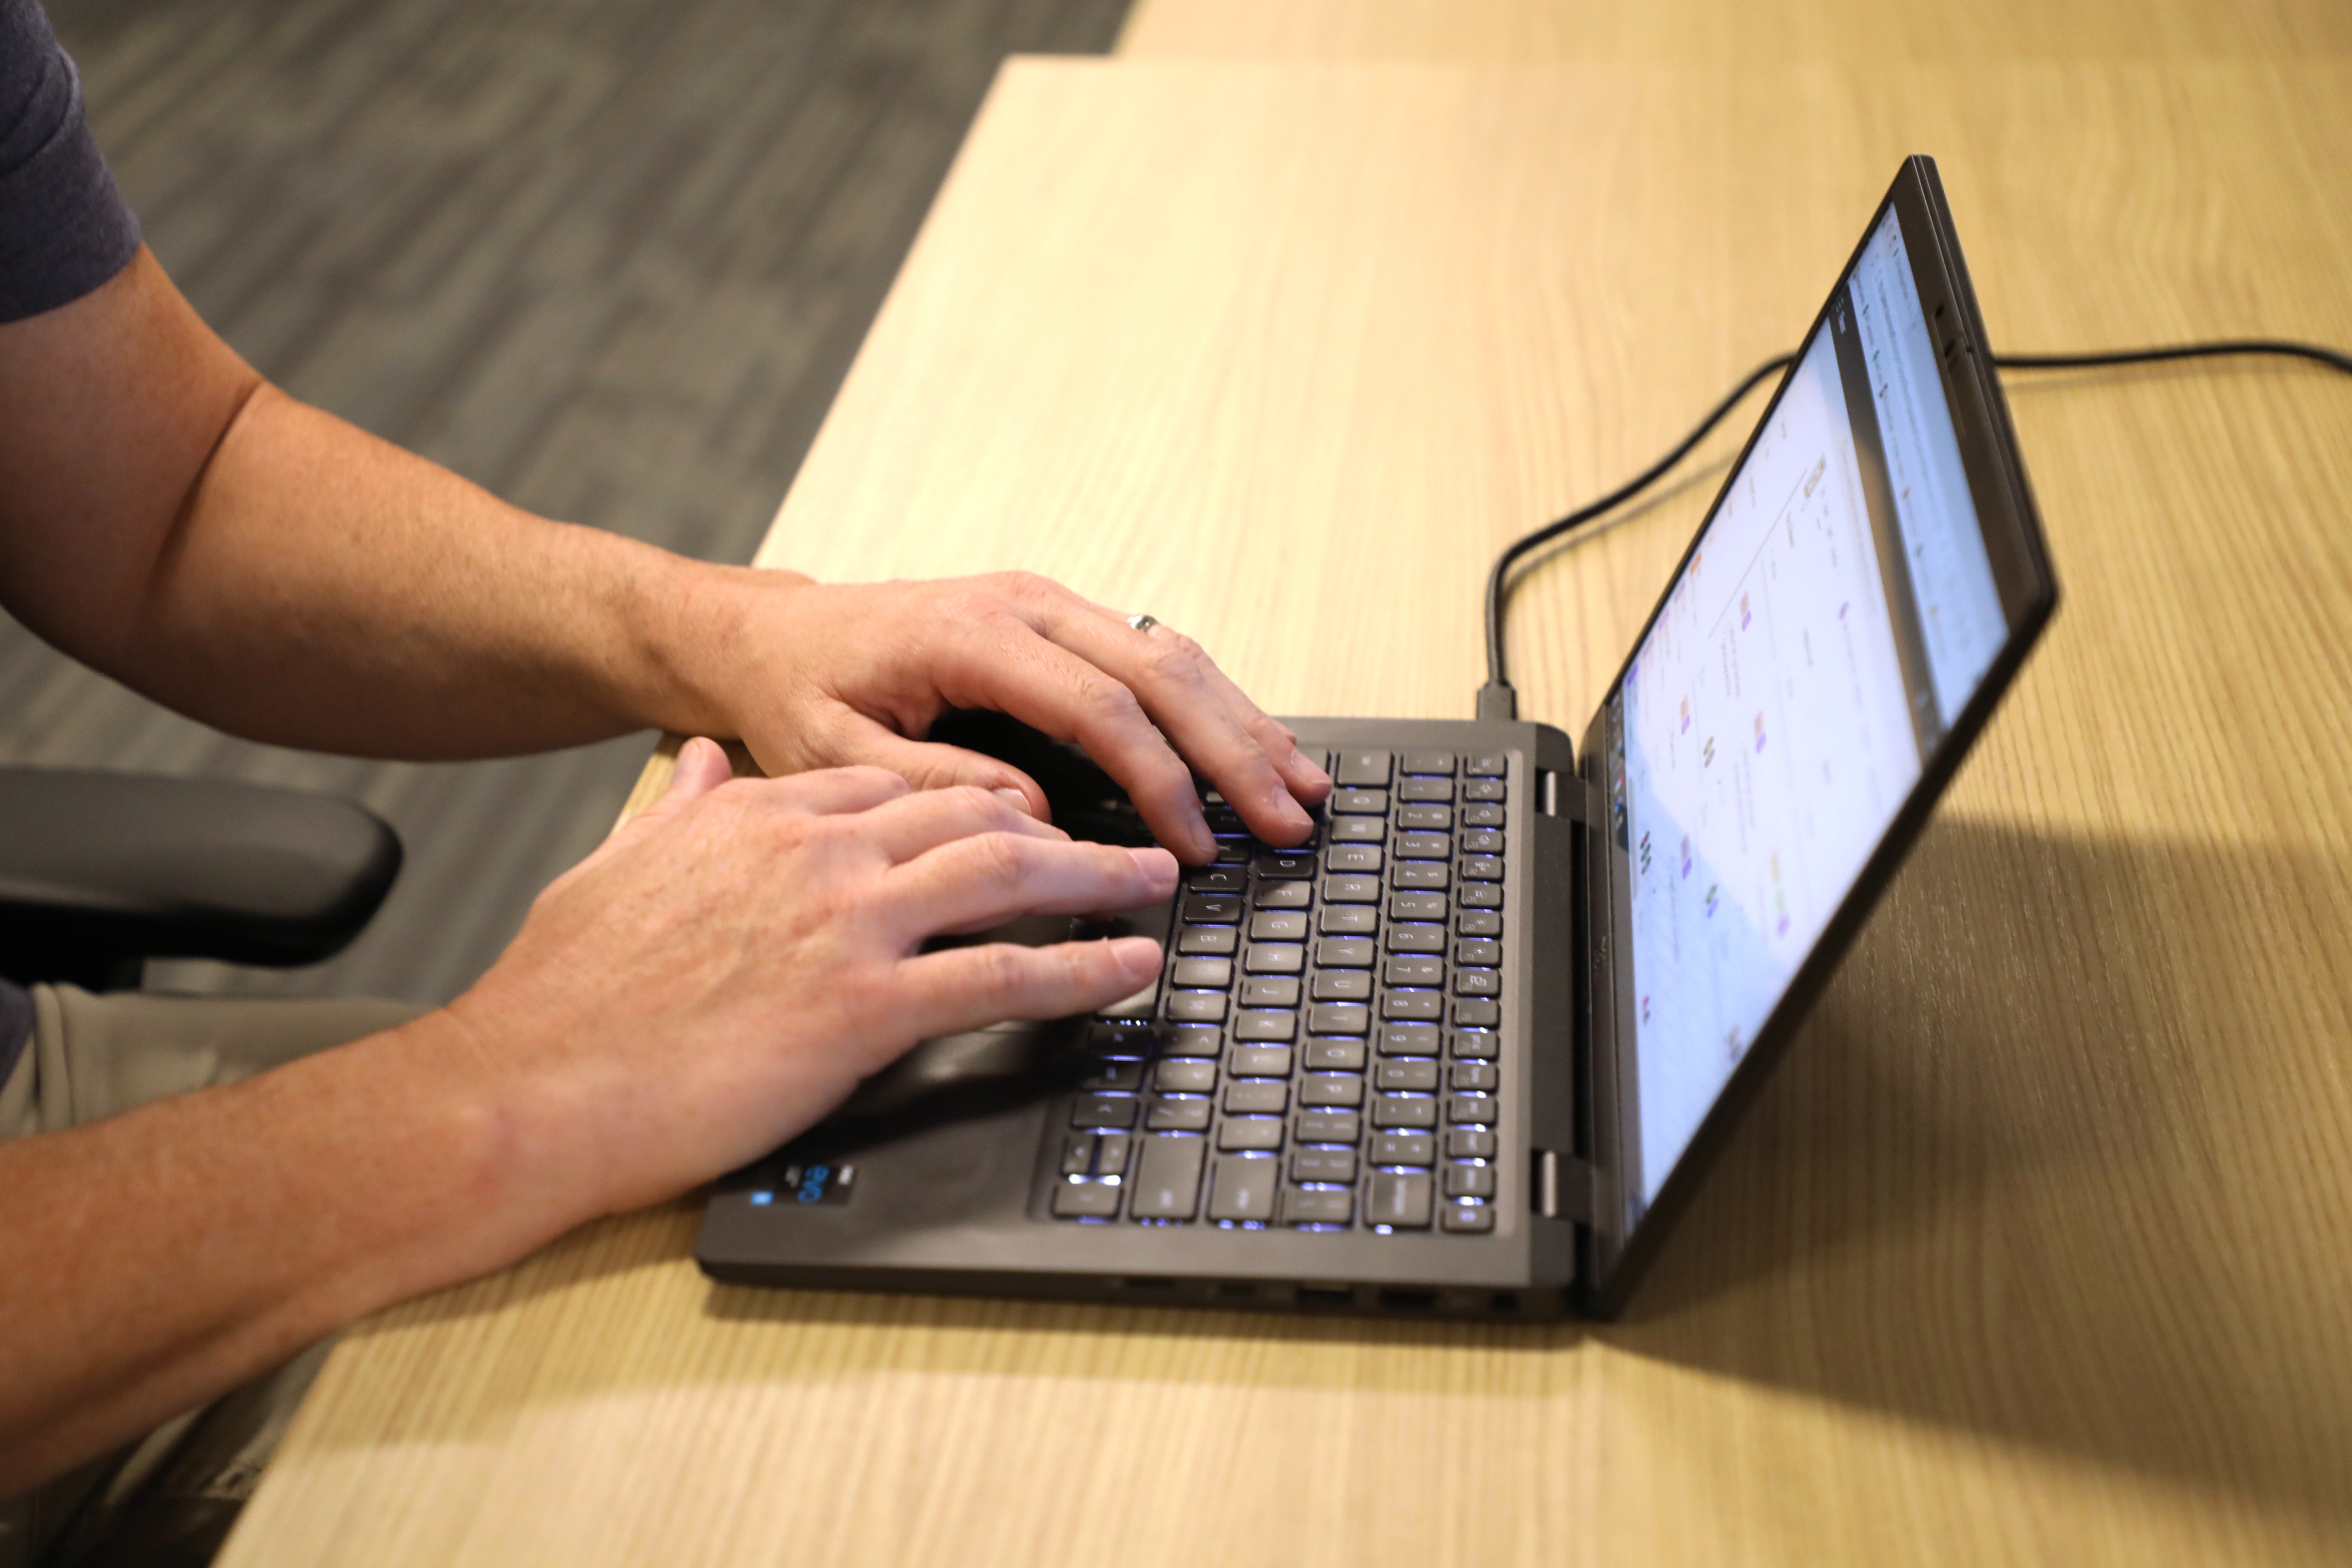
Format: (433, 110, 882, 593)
(1537, 770, 1594, 824)
(1534, 1150, 1601, 1228)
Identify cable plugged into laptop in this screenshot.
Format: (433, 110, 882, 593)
(1480, 336, 2352, 717)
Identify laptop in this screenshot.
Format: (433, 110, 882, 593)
(697, 156, 2058, 1320)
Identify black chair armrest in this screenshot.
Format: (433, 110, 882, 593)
(0, 768, 402, 988)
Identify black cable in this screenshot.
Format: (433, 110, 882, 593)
(1478, 337, 2352, 714)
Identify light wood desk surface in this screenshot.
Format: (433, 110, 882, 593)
(224, 59, 2352, 1567)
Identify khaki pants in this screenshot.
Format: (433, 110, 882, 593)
(0, 986, 418, 1568)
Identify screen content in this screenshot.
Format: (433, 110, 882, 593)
(1615, 208, 2008, 1211)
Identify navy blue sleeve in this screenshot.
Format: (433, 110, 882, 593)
(0, 0, 140, 322)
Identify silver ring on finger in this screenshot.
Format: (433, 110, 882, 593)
(1125, 612, 1161, 635)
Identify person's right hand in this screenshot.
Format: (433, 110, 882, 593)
(437, 737, 1176, 1235)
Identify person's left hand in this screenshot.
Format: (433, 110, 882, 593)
(687, 570, 1330, 861)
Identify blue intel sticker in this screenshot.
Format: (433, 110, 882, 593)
(778, 1162, 856, 1206)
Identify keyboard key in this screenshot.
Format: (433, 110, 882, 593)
(1334, 750, 1393, 787)
(1308, 1003, 1370, 1036)
(1456, 939, 1501, 966)
(1456, 969, 1501, 998)
(1249, 909, 1310, 941)
(1330, 788, 1389, 815)
(1374, 1059, 1438, 1092)
(1448, 1094, 1498, 1125)
(1303, 1038, 1366, 1071)
(1294, 1148, 1358, 1182)
(1461, 803, 1505, 828)
(1255, 851, 1316, 879)
(1226, 1081, 1289, 1114)
(1451, 1061, 1500, 1091)
(1330, 816, 1386, 844)
(1366, 1171, 1434, 1229)
(1387, 924, 1445, 955)
(1245, 943, 1305, 975)
(1061, 1134, 1098, 1175)
(1396, 805, 1454, 830)
(1460, 856, 1504, 883)
(1440, 1201, 1494, 1233)
(1168, 992, 1229, 1024)
(1466, 752, 1507, 777)
(1296, 1110, 1361, 1144)
(1186, 894, 1241, 923)
(1374, 1094, 1438, 1129)
(1459, 884, 1504, 909)
(1311, 970, 1373, 1002)
(1130, 1136, 1207, 1220)
(1087, 1022, 1158, 1056)
(1400, 750, 1457, 776)
(1383, 991, 1443, 1022)
(1213, 841, 1250, 866)
(1156, 1060, 1217, 1093)
(1461, 830, 1505, 856)
(1445, 1128, 1497, 1160)
(1394, 864, 1449, 891)
(1163, 1026, 1223, 1057)
(1052, 1182, 1121, 1219)
(1256, 879, 1312, 910)
(1462, 778, 1505, 803)
(1299, 1073, 1365, 1107)
(1458, 910, 1503, 938)
(1389, 892, 1447, 921)
(1234, 1010, 1298, 1043)
(1326, 844, 1383, 875)
(1073, 1095, 1140, 1129)
(1147, 1097, 1212, 1132)
(1229, 1044, 1293, 1077)
(1384, 955, 1444, 987)
(1097, 981, 1158, 1020)
(1219, 1117, 1285, 1153)
(1399, 779, 1455, 807)
(1191, 868, 1248, 894)
(1316, 936, 1375, 967)
(1284, 1187, 1355, 1226)
(1172, 957, 1233, 989)
(1443, 1163, 1496, 1198)
(1081, 1059, 1146, 1092)
(1454, 998, 1502, 1027)
(1323, 874, 1380, 904)
(1395, 832, 1450, 860)
(1320, 905, 1378, 935)
(1178, 926, 1238, 956)
(1377, 1023, 1442, 1057)
(1240, 976, 1301, 1008)
(1370, 1131, 1435, 1166)
(1450, 1030, 1500, 1060)
(1095, 1133, 1132, 1175)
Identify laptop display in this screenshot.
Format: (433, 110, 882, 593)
(1615, 208, 2012, 1214)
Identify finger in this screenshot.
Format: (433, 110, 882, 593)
(753, 764, 913, 819)
(890, 935, 1165, 1043)
(822, 709, 1051, 823)
(853, 783, 1070, 864)
(572, 736, 736, 877)
(1016, 590, 1318, 846)
(883, 835, 1179, 940)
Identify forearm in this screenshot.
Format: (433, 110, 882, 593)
(0, 1011, 554, 1492)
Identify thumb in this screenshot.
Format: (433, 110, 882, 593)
(826, 712, 1051, 824)
(589, 736, 736, 866)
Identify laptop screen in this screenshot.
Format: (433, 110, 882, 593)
(1615, 208, 2009, 1210)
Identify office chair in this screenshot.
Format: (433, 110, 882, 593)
(0, 768, 401, 992)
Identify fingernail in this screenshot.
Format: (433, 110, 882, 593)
(1111, 935, 1162, 973)
(993, 787, 1033, 817)
(1129, 847, 1177, 882)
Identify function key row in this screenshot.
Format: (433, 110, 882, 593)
(1332, 749, 1508, 788)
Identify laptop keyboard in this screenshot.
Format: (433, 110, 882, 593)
(1048, 747, 1508, 1234)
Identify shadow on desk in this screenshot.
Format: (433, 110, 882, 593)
(332, 818, 2349, 1528)
(1610, 814, 2352, 1528)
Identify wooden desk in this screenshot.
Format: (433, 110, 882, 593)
(221, 60, 2352, 1567)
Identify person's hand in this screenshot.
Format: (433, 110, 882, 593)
(439, 738, 1178, 1224)
(687, 570, 1331, 860)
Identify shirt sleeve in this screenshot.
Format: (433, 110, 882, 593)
(0, 0, 140, 322)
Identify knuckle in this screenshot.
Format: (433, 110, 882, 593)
(1143, 631, 1208, 682)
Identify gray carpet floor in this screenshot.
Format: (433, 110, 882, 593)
(10, 0, 1130, 1004)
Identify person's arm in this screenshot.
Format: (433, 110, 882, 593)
(0, 741, 1177, 1493)
(0, 249, 1327, 855)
